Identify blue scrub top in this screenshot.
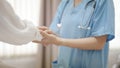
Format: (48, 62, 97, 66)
(50, 0, 115, 68)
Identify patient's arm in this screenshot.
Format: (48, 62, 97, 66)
(0, 0, 42, 45)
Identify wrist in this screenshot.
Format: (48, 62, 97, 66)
(56, 37, 64, 46)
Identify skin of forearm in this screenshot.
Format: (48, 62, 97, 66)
(57, 35, 107, 50)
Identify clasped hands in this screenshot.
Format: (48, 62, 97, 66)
(33, 26, 61, 46)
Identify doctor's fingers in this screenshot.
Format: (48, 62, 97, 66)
(44, 30, 56, 35)
(40, 30, 49, 38)
(38, 26, 55, 34)
(39, 27, 54, 34)
(38, 26, 48, 31)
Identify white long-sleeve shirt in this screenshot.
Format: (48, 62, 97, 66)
(0, 0, 42, 45)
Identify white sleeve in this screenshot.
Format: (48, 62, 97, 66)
(0, 0, 42, 45)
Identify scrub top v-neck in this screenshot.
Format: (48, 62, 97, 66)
(50, 0, 115, 68)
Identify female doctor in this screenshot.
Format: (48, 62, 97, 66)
(36, 0, 115, 68)
(0, 0, 41, 68)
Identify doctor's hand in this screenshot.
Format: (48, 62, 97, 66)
(33, 26, 53, 43)
(32, 26, 57, 45)
(40, 30, 61, 46)
(38, 26, 56, 35)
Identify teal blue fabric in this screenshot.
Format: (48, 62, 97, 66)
(50, 0, 115, 68)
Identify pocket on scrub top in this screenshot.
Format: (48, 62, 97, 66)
(52, 61, 59, 68)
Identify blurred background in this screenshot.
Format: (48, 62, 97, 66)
(0, 0, 120, 68)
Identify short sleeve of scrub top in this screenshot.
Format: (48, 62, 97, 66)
(90, 0, 115, 42)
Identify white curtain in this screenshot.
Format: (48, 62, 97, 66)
(0, 0, 41, 58)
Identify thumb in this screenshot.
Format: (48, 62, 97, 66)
(32, 40, 41, 43)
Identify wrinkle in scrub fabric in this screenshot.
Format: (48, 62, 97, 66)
(50, 0, 115, 68)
